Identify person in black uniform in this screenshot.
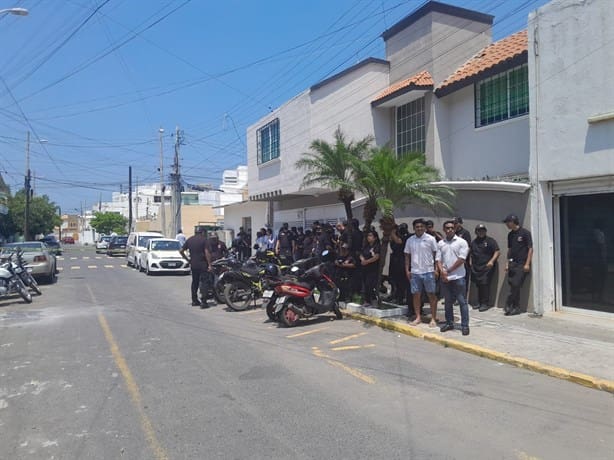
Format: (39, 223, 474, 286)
(276, 223, 295, 263)
(293, 227, 304, 261)
(469, 224, 500, 311)
(503, 214, 533, 316)
(335, 243, 358, 302)
(389, 223, 410, 304)
(360, 229, 381, 307)
(180, 227, 212, 308)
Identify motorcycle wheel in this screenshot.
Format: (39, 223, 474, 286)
(278, 303, 300, 327)
(265, 299, 278, 321)
(333, 302, 343, 320)
(16, 281, 32, 304)
(213, 278, 226, 304)
(28, 276, 42, 296)
(223, 282, 253, 311)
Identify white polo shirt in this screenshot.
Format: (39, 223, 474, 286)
(438, 235, 469, 280)
(404, 233, 439, 274)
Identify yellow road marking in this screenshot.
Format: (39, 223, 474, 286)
(286, 327, 328, 338)
(88, 265, 97, 269)
(329, 332, 367, 345)
(98, 314, 169, 460)
(330, 344, 376, 352)
(70, 266, 80, 270)
(517, 451, 541, 460)
(312, 348, 375, 384)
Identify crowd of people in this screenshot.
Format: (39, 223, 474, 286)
(178, 213, 533, 332)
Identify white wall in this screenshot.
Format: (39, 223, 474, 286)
(530, 0, 614, 182)
(529, 0, 614, 314)
(223, 201, 268, 249)
(436, 85, 530, 180)
(247, 61, 390, 198)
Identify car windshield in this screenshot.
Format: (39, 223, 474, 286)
(151, 240, 181, 251)
(1, 242, 44, 252)
(113, 237, 128, 244)
(101, 236, 112, 242)
(139, 236, 160, 246)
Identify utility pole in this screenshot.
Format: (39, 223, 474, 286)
(170, 126, 184, 236)
(23, 131, 31, 240)
(158, 127, 166, 236)
(128, 166, 133, 233)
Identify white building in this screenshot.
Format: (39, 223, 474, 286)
(245, 1, 533, 309)
(528, 0, 614, 316)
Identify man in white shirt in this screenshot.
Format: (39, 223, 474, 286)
(437, 220, 470, 336)
(404, 218, 440, 327)
(175, 229, 187, 246)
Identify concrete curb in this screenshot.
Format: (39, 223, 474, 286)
(342, 310, 614, 394)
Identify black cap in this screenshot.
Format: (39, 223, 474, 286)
(503, 214, 519, 224)
(475, 224, 487, 232)
(454, 217, 463, 224)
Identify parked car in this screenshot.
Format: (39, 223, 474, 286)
(106, 235, 128, 256)
(39, 236, 62, 256)
(138, 238, 190, 275)
(62, 236, 75, 244)
(96, 235, 112, 253)
(126, 231, 163, 269)
(0, 241, 57, 283)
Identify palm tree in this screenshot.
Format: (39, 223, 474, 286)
(296, 127, 373, 221)
(350, 146, 455, 305)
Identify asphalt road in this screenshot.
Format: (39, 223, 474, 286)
(1, 247, 612, 460)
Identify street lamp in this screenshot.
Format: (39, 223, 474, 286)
(0, 8, 28, 16)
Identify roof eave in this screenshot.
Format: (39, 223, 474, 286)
(372, 84, 434, 107)
(435, 51, 528, 98)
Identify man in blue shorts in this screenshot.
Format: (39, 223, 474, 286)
(404, 218, 440, 326)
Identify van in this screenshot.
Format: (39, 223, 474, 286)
(126, 231, 163, 269)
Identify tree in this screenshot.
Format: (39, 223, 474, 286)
(350, 147, 455, 305)
(90, 212, 127, 235)
(296, 127, 372, 222)
(5, 190, 62, 240)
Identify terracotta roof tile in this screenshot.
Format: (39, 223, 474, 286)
(372, 70, 433, 103)
(437, 30, 528, 96)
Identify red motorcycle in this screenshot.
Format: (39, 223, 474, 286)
(272, 251, 342, 327)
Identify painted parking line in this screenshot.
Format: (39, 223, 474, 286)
(88, 265, 97, 269)
(330, 344, 376, 352)
(329, 332, 367, 345)
(95, 256, 102, 259)
(286, 327, 328, 339)
(98, 314, 169, 460)
(70, 257, 78, 260)
(70, 266, 81, 270)
(312, 347, 375, 384)
(56, 257, 64, 261)
(104, 265, 114, 268)
(83, 256, 90, 260)
(57, 267, 64, 271)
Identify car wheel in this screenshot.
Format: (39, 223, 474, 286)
(146, 264, 152, 276)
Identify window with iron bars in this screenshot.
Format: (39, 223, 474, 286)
(257, 118, 280, 164)
(475, 64, 528, 127)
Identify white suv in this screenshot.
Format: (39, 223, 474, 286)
(126, 231, 163, 269)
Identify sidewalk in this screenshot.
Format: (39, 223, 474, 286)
(343, 302, 614, 393)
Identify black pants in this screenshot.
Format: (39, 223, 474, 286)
(362, 266, 378, 304)
(389, 255, 407, 303)
(191, 267, 211, 302)
(506, 262, 527, 311)
(472, 266, 494, 306)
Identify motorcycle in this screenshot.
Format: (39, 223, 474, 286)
(0, 252, 33, 303)
(208, 252, 243, 304)
(272, 250, 342, 327)
(10, 250, 42, 295)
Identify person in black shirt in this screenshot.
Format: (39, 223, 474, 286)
(293, 227, 304, 261)
(276, 223, 295, 263)
(335, 243, 358, 302)
(180, 227, 212, 308)
(469, 224, 500, 311)
(389, 223, 410, 304)
(503, 214, 533, 315)
(302, 229, 314, 259)
(360, 229, 381, 307)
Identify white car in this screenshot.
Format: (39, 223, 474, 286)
(95, 236, 112, 253)
(139, 238, 190, 275)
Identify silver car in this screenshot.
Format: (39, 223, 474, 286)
(0, 242, 57, 284)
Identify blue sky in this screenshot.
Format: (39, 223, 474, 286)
(0, 0, 550, 214)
